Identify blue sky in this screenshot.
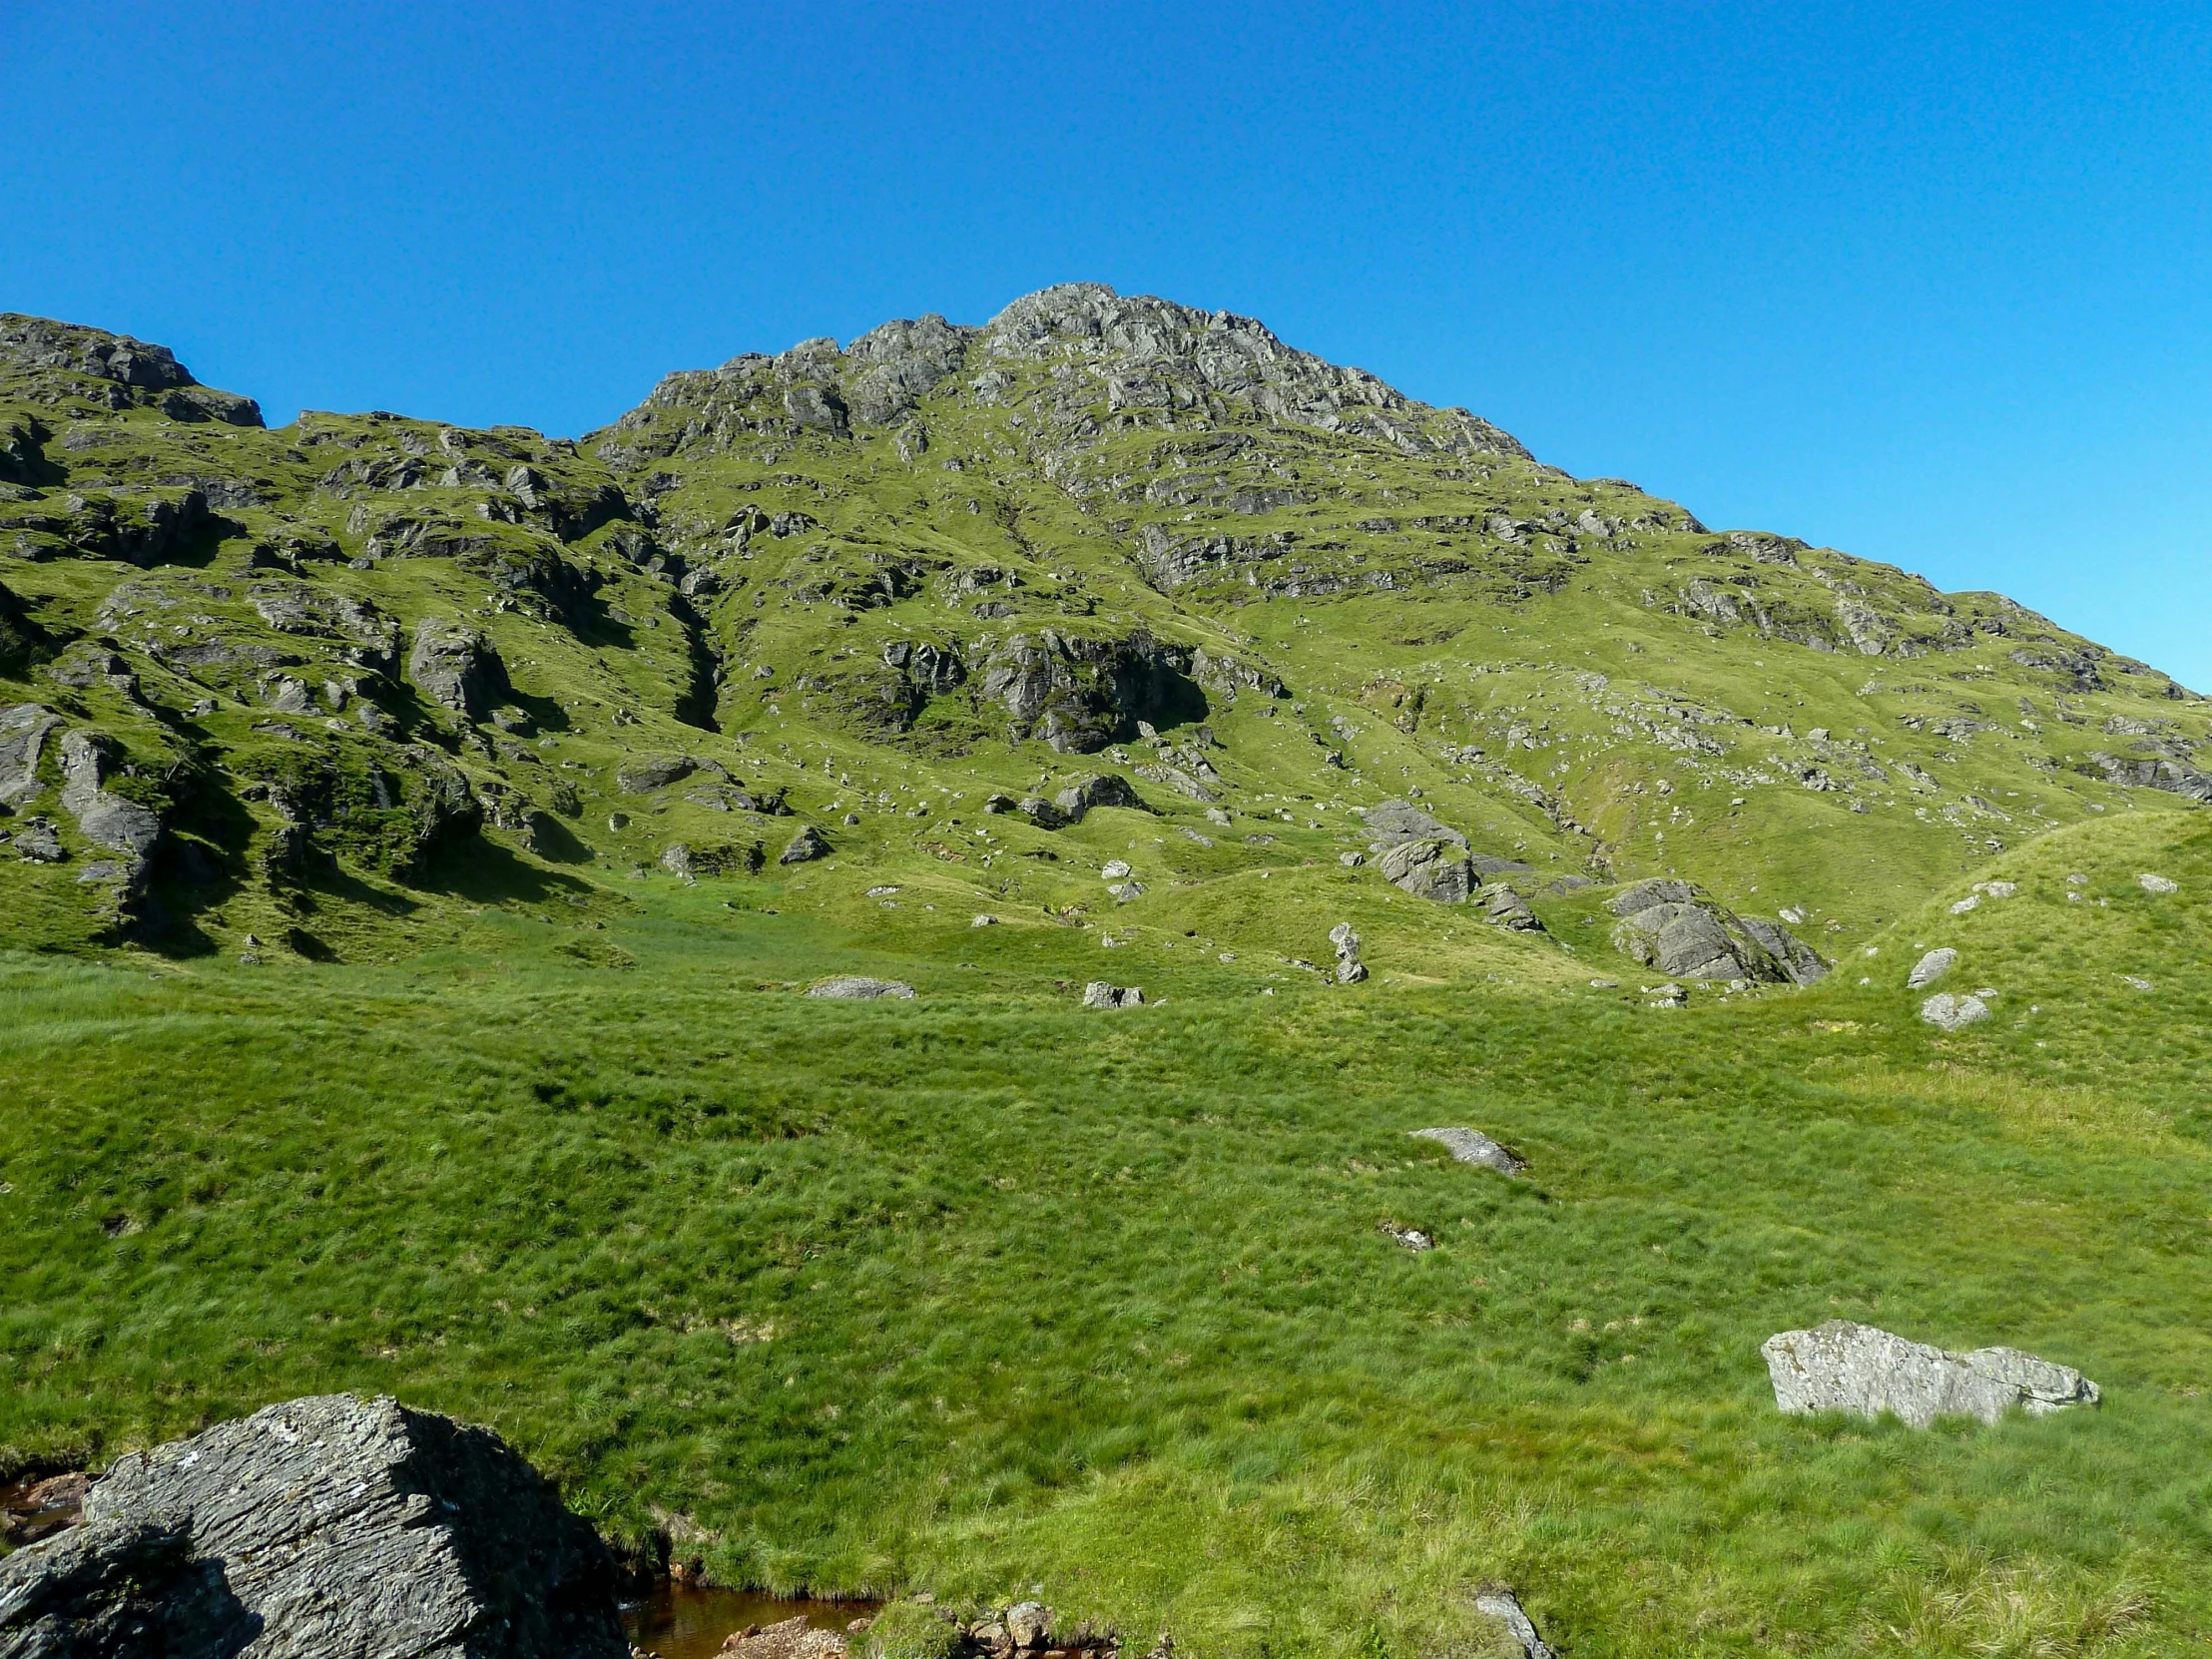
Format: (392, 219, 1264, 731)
(5, 2, 2209, 683)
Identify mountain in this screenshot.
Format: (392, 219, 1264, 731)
(1, 284, 2204, 965)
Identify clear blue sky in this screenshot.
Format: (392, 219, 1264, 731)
(5, 3, 2208, 684)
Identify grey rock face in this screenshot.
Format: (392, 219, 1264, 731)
(1082, 981, 1145, 1009)
(1408, 1127, 1524, 1175)
(0, 1392, 626, 1659)
(1003, 1602, 1051, 1650)
(1379, 836, 1470, 903)
(0, 704, 63, 809)
(1762, 1320, 2099, 1426)
(406, 618, 507, 721)
(0, 312, 264, 427)
(1920, 991, 1989, 1030)
(10, 818, 65, 862)
(1363, 798, 1467, 849)
(1472, 1590, 1555, 1659)
(249, 582, 398, 674)
(807, 976, 915, 1000)
(1607, 879, 1827, 984)
(879, 638, 965, 697)
(1908, 947, 1957, 989)
(780, 825, 830, 864)
(975, 630, 1206, 755)
(842, 313, 974, 426)
(57, 730, 163, 869)
(1481, 884, 1543, 932)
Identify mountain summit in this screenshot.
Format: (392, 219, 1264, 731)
(0, 285, 2202, 960)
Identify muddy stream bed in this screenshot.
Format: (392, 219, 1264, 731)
(622, 1587, 877, 1659)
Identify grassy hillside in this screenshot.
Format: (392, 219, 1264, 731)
(3, 293, 2210, 1653)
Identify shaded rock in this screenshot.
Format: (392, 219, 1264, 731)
(1481, 884, 1543, 931)
(1379, 836, 1470, 903)
(406, 617, 507, 721)
(617, 753, 696, 794)
(1004, 1602, 1052, 1651)
(1472, 1590, 1555, 1659)
(1920, 991, 1989, 1030)
(1761, 1320, 2099, 1427)
(660, 843, 695, 877)
(978, 630, 1202, 753)
(57, 730, 163, 874)
(1053, 772, 1144, 823)
(1082, 981, 1144, 1009)
(1408, 1127, 1524, 1175)
(780, 825, 830, 864)
(1015, 795, 1066, 829)
(807, 976, 915, 1000)
(0, 1391, 626, 1658)
(1608, 878, 1826, 984)
(1907, 947, 1956, 989)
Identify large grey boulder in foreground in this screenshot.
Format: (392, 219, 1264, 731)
(0, 1392, 626, 1658)
(1761, 1321, 2099, 1427)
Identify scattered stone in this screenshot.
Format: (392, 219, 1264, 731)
(1920, 992, 1989, 1031)
(1363, 798, 1467, 848)
(616, 753, 695, 794)
(1082, 981, 1144, 1009)
(1761, 1320, 2099, 1426)
(1907, 947, 1956, 989)
(1110, 879, 1145, 902)
(1408, 1127, 1523, 1175)
(1379, 1220, 1432, 1252)
(1472, 1589, 1556, 1659)
(807, 976, 915, 1000)
(1338, 850, 1363, 866)
(1016, 796, 1066, 829)
(1588, 977, 1617, 988)
(1101, 859, 1132, 879)
(1004, 1602, 1052, 1651)
(1329, 921, 1368, 983)
(0, 1392, 626, 1657)
(660, 843, 694, 877)
(1204, 807, 1232, 827)
(719, 1614, 850, 1659)
(11, 816, 64, 861)
(780, 825, 830, 864)
(970, 913, 999, 927)
(1645, 982, 1687, 1008)
(2121, 974, 2153, 991)
(1982, 880, 2017, 899)
(2138, 872, 2178, 894)
(1949, 893, 1980, 914)
(1180, 827, 1214, 847)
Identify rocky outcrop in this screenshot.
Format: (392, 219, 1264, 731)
(1607, 880, 1827, 984)
(406, 618, 508, 721)
(1480, 883, 1543, 931)
(0, 704, 63, 809)
(55, 730, 164, 910)
(249, 581, 399, 675)
(0, 313, 263, 426)
(807, 976, 914, 1000)
(617, 754, 696, 794)
(1379, 837, 1471, 904)
(976, 631, 1203, 753)
(1053, 772, 1145, 822)
(780, 825, 830, 864)
(0, 1392, 626, 1658)
(1408, 1127, 1524, 1175)
(842, 314, 974, 426)
(1082, 981, 1145, 1008)
(1761, 1321, 2099, 1426)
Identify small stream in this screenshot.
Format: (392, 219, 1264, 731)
(622, 1586, 876, 1659)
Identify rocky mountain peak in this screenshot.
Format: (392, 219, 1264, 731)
(0, 312, 263, 427)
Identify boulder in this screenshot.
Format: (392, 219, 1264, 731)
(0, 1392, 626, 1658)
(1472, 1590, 1555, 1659)
(1004, 1602, 1052, 1651)
(977, 631, 1200, 753)
(1481, 884, 1542, 931)
(1408, 1127, 1524, 1175)
(1607, 879, 1826, 984)
(1329, 921, 1367, 983)
(617, 754, 695, 794)
(719, 1613, 849, 1659)
(1082, 981, 1145, 1009)
(780, 825, 830, 864)
(1379, 836, 1470, 903)
(1363, 799, 1467, 848)
(2138, 872, 2178, 894)
(1907, 947, 1956, 989)
(1015, 796, 1066, 829)
(1053, 772, 1144, 823)
(406, 617, 508, 721)
(1379, 1220, 1432, 1252)
(807, 976, 914, 1000)
(1761, 1320, 2099, 1427)
(1920, 991, 1988, 1031)
(56, 730, 163, 890)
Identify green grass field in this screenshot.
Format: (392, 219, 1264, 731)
(5, 806, 2208, 1657)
